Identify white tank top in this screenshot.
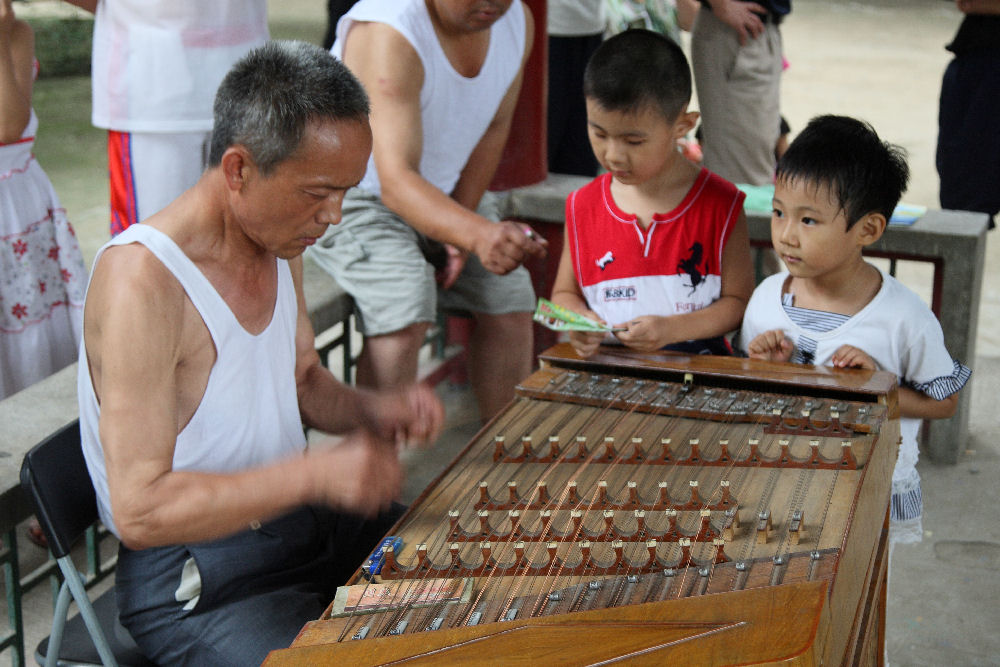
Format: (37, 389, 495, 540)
(333, 0, 526, 197)
(79, 225, 306, 537)
(90, 0, 268, 132)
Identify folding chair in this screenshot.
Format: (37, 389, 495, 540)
(20, 420, 154, 667)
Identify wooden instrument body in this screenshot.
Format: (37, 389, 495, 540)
(266, 345, 899, 666)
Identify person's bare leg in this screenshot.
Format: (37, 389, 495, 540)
(355, 322, 431, 389)
(467, 311, 533, 421)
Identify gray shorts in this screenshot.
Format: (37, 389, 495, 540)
(307, 189, 536, 336)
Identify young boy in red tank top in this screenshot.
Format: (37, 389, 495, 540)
(551, 29, 753, 358)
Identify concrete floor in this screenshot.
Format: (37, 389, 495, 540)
(10, 0, 998, 665)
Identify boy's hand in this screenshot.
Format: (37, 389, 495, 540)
(747, 329, 794, 362)
(563, 307, 608, 358)
(568, 330, 606, 358)
(831, 345, 878, 370)
(615, 316, 668, 352)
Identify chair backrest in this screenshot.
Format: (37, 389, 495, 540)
(20, 420, 99, 560)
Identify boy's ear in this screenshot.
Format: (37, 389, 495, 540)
(673, 109, 700, 139)
(855, 212, 887, 247)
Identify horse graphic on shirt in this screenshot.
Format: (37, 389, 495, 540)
(678, 242, 707, 296)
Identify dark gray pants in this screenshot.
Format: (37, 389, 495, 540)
(115, 504, 404, 666)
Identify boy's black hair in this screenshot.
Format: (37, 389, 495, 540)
(776, 115, 909, 229)
(583, 29, 691, 121)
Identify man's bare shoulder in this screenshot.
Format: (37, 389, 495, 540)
(88, 242, 187, 315)
(84, 241, 195, 399)
(341, 20, 421, 79)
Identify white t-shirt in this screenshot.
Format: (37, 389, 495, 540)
(740, 268, 970, 482)
(90, 0, 268, 132)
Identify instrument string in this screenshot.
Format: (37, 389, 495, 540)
(449, 370, 640, 627)
(682, 411, 744, 597)
(566, 379, 674, 612)
(432, 396, 573, 630)
(521, 372, 722, 609)
(692, 391, 777, 595)
(725, 394, 832, 592)
(531, 372, 742, 605)
(618, 406, 695, 599)
(634, 385, 751, 599)
(505, 372, 651, 619)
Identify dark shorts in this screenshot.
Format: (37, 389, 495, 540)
(115, 504, 404, 666)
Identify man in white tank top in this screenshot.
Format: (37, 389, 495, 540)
(308, 0, 549, 422)
(78, 42, 444, 665)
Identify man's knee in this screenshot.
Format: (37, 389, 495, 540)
(357, 322, 434, 387)
(366, 321, 432, 352)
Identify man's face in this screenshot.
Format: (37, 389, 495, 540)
(430, 0, 514, 32)
(239, 117, 372, 259)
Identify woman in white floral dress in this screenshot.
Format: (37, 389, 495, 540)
(0, 0, 87, 399)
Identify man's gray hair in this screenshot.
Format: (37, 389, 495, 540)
(209, 40, 370, 174)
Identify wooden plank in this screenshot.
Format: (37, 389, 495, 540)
(266, 581, 831, 666)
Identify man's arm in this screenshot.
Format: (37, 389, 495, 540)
(0, 3, 34, 143)
(441, 4, 549, 280)
(340, 7, 545, 275)
(88, 248, 407, 549)
(291, 257, 444, 445)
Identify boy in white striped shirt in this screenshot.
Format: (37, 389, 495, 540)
(740, 115, 970, 546)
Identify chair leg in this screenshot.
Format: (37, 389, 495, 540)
(56, 558, 119, 667)
(44, 581, 73, 667)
